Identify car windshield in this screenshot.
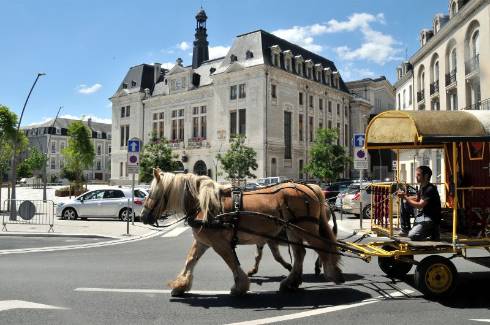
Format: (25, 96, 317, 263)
(347, 185, 360, 194)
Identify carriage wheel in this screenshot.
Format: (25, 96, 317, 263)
(378, 245, 413, 278)
(414, 255, 458, 299)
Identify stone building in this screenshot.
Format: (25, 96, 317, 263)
(110, 9, 352, 184)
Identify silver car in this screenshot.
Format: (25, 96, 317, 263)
(56, 188, 148, 221)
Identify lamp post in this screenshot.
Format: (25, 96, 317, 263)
(43, 106, 62, 201)
(9, 73, 46, 219)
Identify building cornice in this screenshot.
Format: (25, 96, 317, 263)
(411, 0, 488, 64)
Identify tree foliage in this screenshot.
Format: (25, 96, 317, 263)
(217, 135, 258, 179)
(0, 105, 28, 180)
(139, 137, 178, 183)
(16, 147, 48, 178)
(304, 128, 352, 182)
(62, 121, 95, 183)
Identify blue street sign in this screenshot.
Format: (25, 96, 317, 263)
(128, 139, 140, 153)
(353, 134, 365, 148)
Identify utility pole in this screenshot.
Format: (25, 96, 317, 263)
(9, 73, 46, 220)
(43, 106, 62, 202)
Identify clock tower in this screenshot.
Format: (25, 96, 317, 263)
(192, 8, 209, 69)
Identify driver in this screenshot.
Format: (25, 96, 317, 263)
(397, 166, 441, 241)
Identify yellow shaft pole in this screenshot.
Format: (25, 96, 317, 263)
(452, 142, 458, 245)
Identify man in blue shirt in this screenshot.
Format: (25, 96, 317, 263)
(397, 166, 441, 241)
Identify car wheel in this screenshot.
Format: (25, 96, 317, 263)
(362, 204, 372, 219)
(63, 208, 78, 220)
(119, 208, 134, 221)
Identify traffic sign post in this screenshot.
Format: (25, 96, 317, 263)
(126, 138, 141, 229)
(353, 133, 367, 229)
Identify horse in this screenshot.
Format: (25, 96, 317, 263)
(246, 183, 338, 277)
(141, 169, 344, 296)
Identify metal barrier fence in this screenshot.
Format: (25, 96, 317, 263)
(371, 183, 396, 237)
(1, 200, 55, 232)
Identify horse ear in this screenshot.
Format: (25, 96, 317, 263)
(153, 168, 161, 181)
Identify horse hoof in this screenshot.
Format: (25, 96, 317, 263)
(332, 271, 345, 284)
(285, 264, 293, 272)
(279, 278, 300, 292)
(247, 270, 257, 277)
(230, 288, 247, 296)
(170, 288, 186, 297)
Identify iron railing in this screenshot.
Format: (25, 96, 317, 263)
(2, 200, 55, 232)
(430, 80, 439, 95)
(445, 69, 457, 86)
(461, 98, 490, 111)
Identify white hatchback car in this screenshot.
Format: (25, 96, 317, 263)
(56, 188, 148, 221)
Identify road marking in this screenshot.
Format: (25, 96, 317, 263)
(225, 290, 414, 325)
(161, 226, 188, 238)
(0, 300, 67, 312)
(470, 320, 490, 323)
(75, 288, 233, 295)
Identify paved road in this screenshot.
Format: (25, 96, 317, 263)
(0, 226, 489, 324)
(0, 236, 110, 250)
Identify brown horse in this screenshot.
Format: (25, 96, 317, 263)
(141, 169, 344, 296)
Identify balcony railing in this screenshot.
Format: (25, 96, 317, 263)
(168, 141, 183, 149)
(445, 69, 457, 86)
(430, 81, 439, 95)
(417, 90, 425, 103)
(465, 54, 479, 75)
(461, 98, 490, 111)
(187, 137, 209, 149)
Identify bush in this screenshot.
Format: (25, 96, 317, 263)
(55, 183, 86, 197)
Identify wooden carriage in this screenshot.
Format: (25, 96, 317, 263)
(341, 110, 490, 298)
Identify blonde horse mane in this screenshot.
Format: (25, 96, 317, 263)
(153, 171, 227, 222)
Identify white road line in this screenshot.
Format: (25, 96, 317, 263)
(225, 290, 414, 325)
(75, 288, 234, 295)
(0, 300, 67, 312)
(161, 226, 188, 238)
(470, 320, 490, 323)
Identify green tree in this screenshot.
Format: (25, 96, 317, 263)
(25, 147, 48, 175)
(217, 135, 258, 179)
(304, 128, 352, 182)
(62, 121, 95, 183)
(16, 161, 33, 178)
(139, 136, 178, 183)
(0, 105, 28, 179)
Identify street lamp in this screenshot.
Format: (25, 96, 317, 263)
(9, 72, 46, 219)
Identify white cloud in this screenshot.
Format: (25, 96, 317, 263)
(60, 114, 112, 124)
(178, 41, 190, 51)
(338, 63, 376, 81)
(26, 117, 53, 126)
(77, 83, 102, 94)
(209, 46, 230, 59)
(272, 25, 326, 53)
(331, 13, 401, 65)
(272, 12, 400, 64)
(160, 62, 175, 70)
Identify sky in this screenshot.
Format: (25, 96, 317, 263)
(0, 0, 449, 126)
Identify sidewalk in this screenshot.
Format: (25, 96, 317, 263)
(0, 218, 159, 239)
(335, 212, 372, 234)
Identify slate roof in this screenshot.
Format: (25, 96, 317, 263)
(24, 118, 111, 135)
(116, 64, 160, 93)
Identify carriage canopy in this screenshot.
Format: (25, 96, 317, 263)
(365, 110, 490, 149)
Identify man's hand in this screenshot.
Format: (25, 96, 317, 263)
(396, 190, 406, 198)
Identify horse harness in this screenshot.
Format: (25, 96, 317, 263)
(184, 182, 361, 261)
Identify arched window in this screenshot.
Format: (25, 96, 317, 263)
(472, 30, 480, 57)
(434, 61, 439, 82)
(450, 48, 457, 72)
(451, 1, 457, 17)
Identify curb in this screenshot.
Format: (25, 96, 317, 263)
(0, 232, 117, 239)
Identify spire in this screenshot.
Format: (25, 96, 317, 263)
(192, 7, 209, 69)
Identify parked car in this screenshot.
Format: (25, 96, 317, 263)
(334, 187, 351, 211)
(340, 182, 378, 218)
(245, 182, 262, 191)
(257, 176, 288, 187)
(322, 181, 353, 200)
(57, 187, 148, 221)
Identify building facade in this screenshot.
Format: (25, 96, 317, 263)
(394, 0, 489, 195)
(23, 118, 112, 182)
(110, 9, 352, 184)
(346, 77, 396, 179)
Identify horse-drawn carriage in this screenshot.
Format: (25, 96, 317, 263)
(339, 110, 490, 298)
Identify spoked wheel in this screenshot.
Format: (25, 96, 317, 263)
(378, 245, 414, 278)
(119, 208, 134, 222)
(414, 255, 458, 299)
(63, 208, 78, 220)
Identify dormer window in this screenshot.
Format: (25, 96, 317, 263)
(283, 50, 293, 72)
(270, 45, 281, 67)
(324, 68, 332, 86)
(305, 60, 314, 80)
(245, 50, 254, 59)
(131, 80, 137, 88)
(122, 83, 128, 89)
(210, 67, 216, 74)
(294, 55, 304, 76)
(230, 54, 238, 63)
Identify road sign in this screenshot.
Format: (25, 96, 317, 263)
(128, 139, 140, 153)
(392, 160, 398, 170)
(127, 138, 141, 174)
(354, 147, 368, 170)
(353, 133, 365, 148)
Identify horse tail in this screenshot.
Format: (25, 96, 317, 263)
(306, 184, 337, 236)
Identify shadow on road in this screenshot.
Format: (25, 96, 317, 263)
(249, 273, 365, 286)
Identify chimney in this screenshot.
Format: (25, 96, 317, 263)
(154, 63, 161, 84)
(87, 117, 92, 127)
